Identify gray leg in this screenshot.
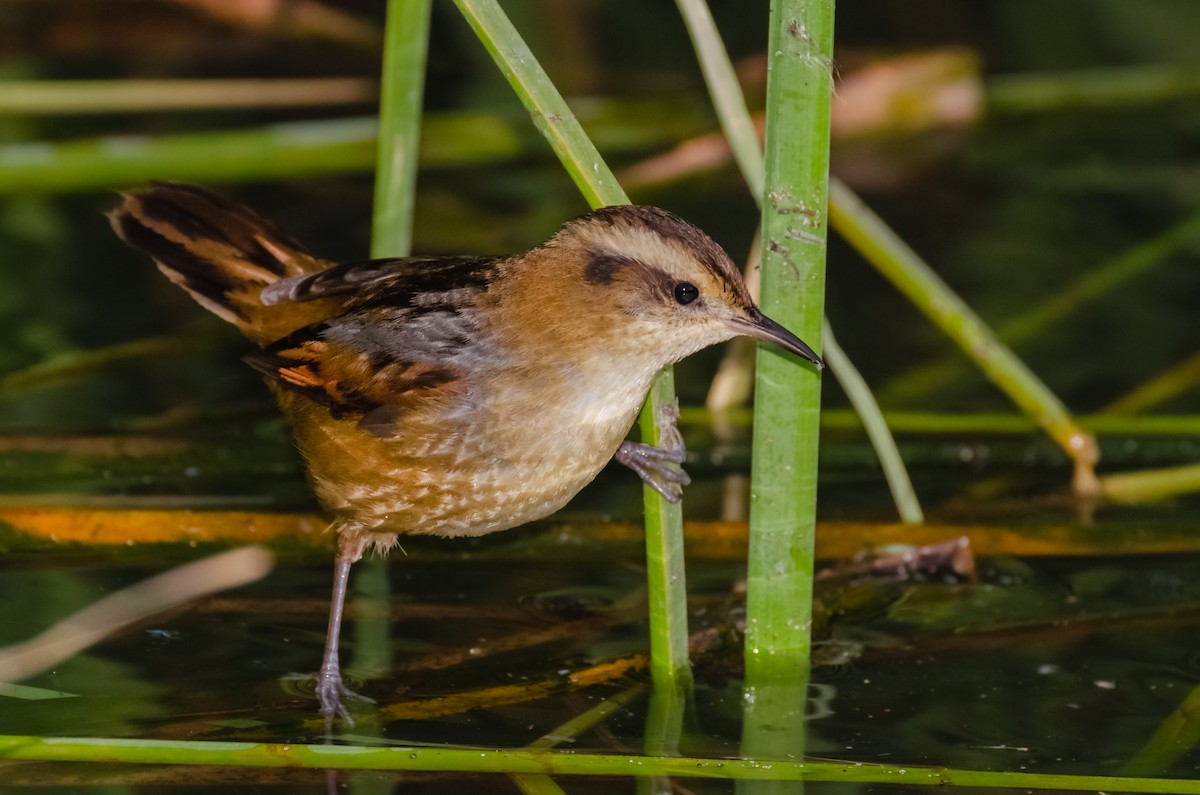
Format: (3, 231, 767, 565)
(316, 530, 376, 730)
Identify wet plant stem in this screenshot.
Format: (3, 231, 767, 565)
(450, 0, 691, 693)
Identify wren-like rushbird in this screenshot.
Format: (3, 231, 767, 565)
(110, 182, 822, 722)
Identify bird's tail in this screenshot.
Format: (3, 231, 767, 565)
(110, 182, 330, 344)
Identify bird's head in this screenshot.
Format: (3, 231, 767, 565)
(516, 205, 823, 371)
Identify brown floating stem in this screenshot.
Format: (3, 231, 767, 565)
(8, 509, 1200, 559)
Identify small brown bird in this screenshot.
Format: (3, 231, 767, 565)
(110, 182, 821, 722)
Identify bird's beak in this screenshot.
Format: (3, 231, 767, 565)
(729, 309, 824, 371)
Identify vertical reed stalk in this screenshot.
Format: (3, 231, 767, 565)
(372, 0, 433, 258)
(676, 0, 919, 524)
(742, 0, 834, 781)
(451, 0, 691, 692)
(673, 0, 764, 195)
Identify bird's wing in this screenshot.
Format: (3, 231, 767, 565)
(259, 255, 498, 307)
(245, 302, 490, 437)
(248, 254, 508, 436)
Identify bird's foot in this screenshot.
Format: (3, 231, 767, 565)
(616, 401, 690, 503)
(315, 664, 375, 728)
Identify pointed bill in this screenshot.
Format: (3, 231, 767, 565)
(729, 309, 824, 370)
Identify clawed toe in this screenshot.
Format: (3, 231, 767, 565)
(615, 440, 691, 503)
(315, 669, 374, 726)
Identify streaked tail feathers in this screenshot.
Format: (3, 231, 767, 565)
(109, 182, 329, 343)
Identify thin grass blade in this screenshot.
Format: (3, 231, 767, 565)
(449, 0, 691, 688)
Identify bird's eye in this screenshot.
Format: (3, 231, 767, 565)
(673, 281, 699, 305)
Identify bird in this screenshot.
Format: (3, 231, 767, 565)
(110, 182, 823, 724)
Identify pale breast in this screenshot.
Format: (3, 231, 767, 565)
(280, 355, 655, 538)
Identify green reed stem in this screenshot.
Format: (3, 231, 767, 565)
(1106, 349, 1200, 415)
(819, 409, 1200, 436)
(827, 178, 1101, 495)
(748, 0, 833, 667)
(1122, 678, 1200, 778)
(450, 0, 691, 690)
(371, 0, 432, 259)
(675, 0, 919, 526)
(740, 0, 834, 781)
(0, 78, 374, 114)
(1101, 462, 1200, 504)
(988, 65, 1200, 114)
(677, 407, 1200, 436)
(3, 736, 1200, 791)
(0, 102, 702, 195)
(0, 118, 379, 193)
(451, 0, 623, 209)
(883, 204, 1200, 407)
(640, 374, 692, 693)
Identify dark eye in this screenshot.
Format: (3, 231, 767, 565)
(673, 281, 699, 305)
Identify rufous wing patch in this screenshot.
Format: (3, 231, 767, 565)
(245, 334, 466, 436)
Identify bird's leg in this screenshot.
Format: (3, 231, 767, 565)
(615, 400, 691, 503)
(316, 529, 375, 730)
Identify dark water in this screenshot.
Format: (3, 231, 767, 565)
(1, 498, 1199, 792)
